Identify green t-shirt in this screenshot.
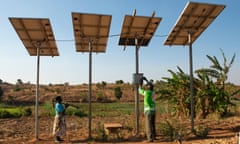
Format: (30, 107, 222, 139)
(139, 87, 155, 113)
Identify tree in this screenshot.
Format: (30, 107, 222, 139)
(206, 49, 235, 89)
(115, 80, 124, 84)
(195, 49, 238, 117)
(96, 81, 107, 90)
(0, 86, 3, 101)
(159, 66, 196, 117)
(64, 82, 69, 86)
(114, 86, 122, 100)
(194, 70, 213, 118)
(16, 79, 23, 85)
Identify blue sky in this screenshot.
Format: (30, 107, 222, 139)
(0, 0, 239, 85)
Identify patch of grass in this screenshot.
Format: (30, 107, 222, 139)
(73, 101, 167, 117)
(6, 108, 22, 117)
(90, 102, 135, 117)
(41, 102, 86, 117)
(0, 109, 11, 118)
(0, 106, 31, 118)
(23, 107, 32, 116)
(65, 107, 87, 117)
(41, 102, 55, 116)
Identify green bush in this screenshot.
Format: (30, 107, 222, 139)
(65, 107, 87, 117)
(114, 86, 122, 100)
(80, 93, 88, 102)
(12, 111, 22, 117)
(96, 92, 108, 102)
(0, 86, 3, 101)
(115, 80, 124, 84)
(0, 108, 23, 118)
(23, 107, 32, 116)
(42, 102, 87, 117)
(0, 109, 11, 118)
(41, 102, 55, 116)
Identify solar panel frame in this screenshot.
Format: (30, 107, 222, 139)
(9, 17, 59, 56)
(119, 15, 161, 47)
(164, 1, 225, 46)
(72, 12, 112, 53)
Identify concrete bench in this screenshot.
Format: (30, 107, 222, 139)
(103, 123, 123, 136)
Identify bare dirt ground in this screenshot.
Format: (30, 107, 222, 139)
(0, 115, 239, 144)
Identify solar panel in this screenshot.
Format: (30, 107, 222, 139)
(164, 1, 225, 46)
(9, 17, 59, 56)
(72, 12, 112, 53)
(119, 14, 161, 47)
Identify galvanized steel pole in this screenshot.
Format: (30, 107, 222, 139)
(188, 31, 194, 132)
(35, 43, 40, 140)
(88, 40, 92, 139)
(135, 37, 140, 135)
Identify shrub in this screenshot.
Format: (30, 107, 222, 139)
(115, 80, 124, 84)
(0, 109, 11, 118)
(12, 111, 22, 118)
(65, 107, 87, 117)
(42, 102, 55, 116)
(0, 86, 3, 101)
(114, 87, 122, 100)
(0, 108, 22, 118)
(96, 92, 108, 102)
(42, 102, 87, 117)
(80, 92, 88, 102)
(16, 79, 23, 85)
(23, 107, 32, 116)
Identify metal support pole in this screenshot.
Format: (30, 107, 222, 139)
(135, 37, 140, 135)
(188, 31, 194, 132)
(88, 40, 92, 139)
(35, 43, 40, 139)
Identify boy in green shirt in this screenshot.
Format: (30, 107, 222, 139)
(139, 77, 156, 142)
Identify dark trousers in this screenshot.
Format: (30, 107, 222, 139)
(145, 111, 156, 141)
